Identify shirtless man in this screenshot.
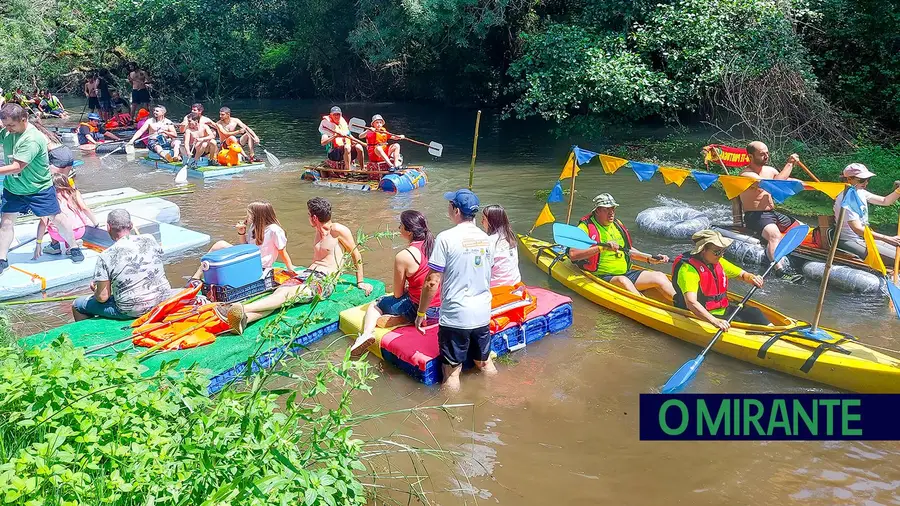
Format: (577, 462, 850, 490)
(84, 74, 100, 114)
(127, 63, 151, 118)
(215, 107, 260, 162)
(182, 113, 217, 162)
(218, 197, 374, 333)
(127, 105, 180, 162)
(179, 103, 216, 132)
(739, 141, 802, 276)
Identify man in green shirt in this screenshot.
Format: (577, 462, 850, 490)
(568, 193, 675, 299)
(672, 229, 770, 330)
(0, 104, 82, 274)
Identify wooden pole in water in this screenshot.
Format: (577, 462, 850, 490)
(565, 150, 577, 225)
(468, 110, 481, 190)
(810, 191, 847, 332)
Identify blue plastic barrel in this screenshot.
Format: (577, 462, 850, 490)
(380, 169, 427, 193)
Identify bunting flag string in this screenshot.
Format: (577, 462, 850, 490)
(659, 166, 691, 186)
(547, 181, 564, 203)
(717, 175, 756, 200)
(839, 186, 866, 217)
(691, 171, 720, 191)
(599, 154, 628, 175)
(573, 146, 600, 165)
(531, 203, 556, 231)
(807, 181, 848, 200)
(757, 179, 805, 204)
(559, 152, 580, 180)
(629, 161, 658, 182)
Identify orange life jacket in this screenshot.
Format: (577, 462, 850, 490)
(131, 284, 229, 350)
(79, 122, 98, 133)
(489, 283, 537, 332)
(671, 253, 729, 313)
(366, 129, 389, 160)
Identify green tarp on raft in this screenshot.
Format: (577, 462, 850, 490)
(20, 274, 384, 394)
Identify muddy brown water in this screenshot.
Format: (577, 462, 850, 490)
(15, 100, 900, 504)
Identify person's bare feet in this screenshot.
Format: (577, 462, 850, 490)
(442, 376, 461, 393)
(479, 360, 499, 376)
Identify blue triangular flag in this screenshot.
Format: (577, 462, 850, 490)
(840, 186, 866, 217)
(691, 170, 720, 191)
(547, 181, 564, 203)
(758, 179, 805, 204)
(573, 146, 599, 165)
(630, 161, 658, 182)
(886, 278, 900, 320)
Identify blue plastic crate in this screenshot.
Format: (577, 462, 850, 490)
(204, 269, 276, 303)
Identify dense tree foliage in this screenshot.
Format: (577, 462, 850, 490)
(0, 0, 897, 134)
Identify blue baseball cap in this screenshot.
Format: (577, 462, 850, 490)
(87, 113, 101, 121)
(443, 189, 480, 216)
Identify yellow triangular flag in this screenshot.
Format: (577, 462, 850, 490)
(559, 152, 580, 180)
(599, 154, 628, 175)
(863, 226, 887, 275)
(807, 181, 849, 200)
(532, 203, 555, 231)
(717, 175, 756, 200)
(658, 166, 691, 187)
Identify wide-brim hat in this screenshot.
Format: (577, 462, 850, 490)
(592, 193, 619, 208)
(691, 229, 733, 255)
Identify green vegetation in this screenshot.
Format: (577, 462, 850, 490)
(1, 0, 898, 140)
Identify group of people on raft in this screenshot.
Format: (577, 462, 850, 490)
(318, 106, 406, 172)
(0, 87, 69, 119)
(75, 103, 262, 165)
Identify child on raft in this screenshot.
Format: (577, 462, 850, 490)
(192, 201, 295, 280)
(349, 210, 441, 356)
(481, 204, 522, 287)
(35, 174, 101, 258)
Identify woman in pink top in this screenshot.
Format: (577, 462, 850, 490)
(350, 210, 441, 355)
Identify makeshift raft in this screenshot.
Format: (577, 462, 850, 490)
(141, 152, 266, 179)
(339, 287, 573, 385)
(0, 215, 209, 301)
(301, 161, 427, 193)
(20, 274, 385, 394)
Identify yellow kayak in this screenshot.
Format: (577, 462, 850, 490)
(519, 234, 900, 393)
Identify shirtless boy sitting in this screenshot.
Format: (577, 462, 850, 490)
(218, 197, 374, 333)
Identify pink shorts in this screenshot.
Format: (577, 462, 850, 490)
(48, 225, 85, 246)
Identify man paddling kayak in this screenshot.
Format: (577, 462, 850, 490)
(672, 230, 770, 331)
(215, 107, 260, 162)
(78, 113, 121, 149)
(127, 105, 180, 162)
(319, 106, 365, 170)
(739, 141, 803, 279)
(567, 193, 675, 299)
(364, 114, 404, 169)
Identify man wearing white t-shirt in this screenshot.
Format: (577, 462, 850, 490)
(416, 189, 495, 392)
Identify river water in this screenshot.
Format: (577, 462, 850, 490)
(17, 99, 900, 504)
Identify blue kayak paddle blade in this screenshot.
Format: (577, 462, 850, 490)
(552, 223, 597, 250)
(661, 356, 705, 394)
(773, 224, 811, 262)
(886, 277, 900, 320)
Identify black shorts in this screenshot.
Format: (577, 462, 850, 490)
(438, 325, 491, 367)
(599, 269, 643, 285)
(743, 210, 795, 235)
(327, 146, 357, 162)
(88, 97, 100, 109)
(131, 88, 150, 104)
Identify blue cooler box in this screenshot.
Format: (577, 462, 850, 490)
(201, 244, 263, 287)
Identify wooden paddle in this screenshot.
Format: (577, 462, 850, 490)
(795, 160, 820, 183)
(348, 117, 443, 157)
(660, 224, 811, 394)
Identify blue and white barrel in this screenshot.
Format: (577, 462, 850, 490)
(380, 169, 427, 193)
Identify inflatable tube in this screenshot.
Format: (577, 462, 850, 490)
(380, 169, 427, 193)
(94, 141, 125, 154)
(636, 206, 711, 239)
(802, 262, 884, 294)
(724, 239, 767, 266)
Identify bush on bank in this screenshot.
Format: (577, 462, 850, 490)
(0, 334, 373, 505)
